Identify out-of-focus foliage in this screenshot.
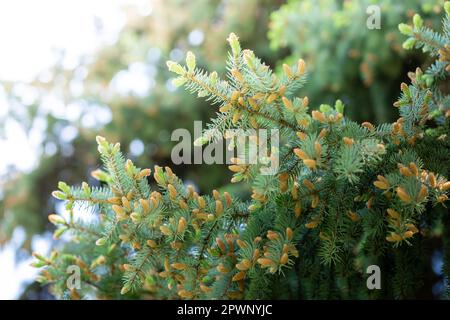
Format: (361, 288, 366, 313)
(268, 0, 445, 123)
(0, 0, 283, 248)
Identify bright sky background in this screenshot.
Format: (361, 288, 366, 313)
(0, 0, 150, 300)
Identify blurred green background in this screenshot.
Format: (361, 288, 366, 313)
(0, 0, 445, 299)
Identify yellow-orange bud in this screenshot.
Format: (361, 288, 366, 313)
(215, 200, 223, 215)
(167, 184, 177, 200)
(396, 187, 412, 203)
(286, 227, 293, 240)
(303, 159, 317, 170)
(387, 208, 400, 219)
(171, 262, 187, 271)
(177, 217, 187, 234)
(312, 110, 326, 123)
(294, 148, 308, 160)
(343, 137, 354, 146)
(257, 258, 273, 267)
(280, 253, 289, 265)
(232, 271, 246, 281)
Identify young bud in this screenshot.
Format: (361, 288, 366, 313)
(48, 214, 65, 225)
(335, 99, 344, 114)
(139, 199, 150, 214)
(167, 184, 178, 200)
(428, 172, 437, 188)
(305, 220, 319, 229)
(398, 23, 413, 36)
(248, 97, 259, 111)
(303, 179, 315, 191)
(232, 110, 241, 124)
(373, 175, 390, 190)
(402, 37, 416, 50)
(408, 162, 419, 176)
(91, 169, 108, 181)
(172, 77, 187, 87)
(286, 227, 293, 241)
(120, 284, 131, 295)
(178, 199, 188, 210)
(197, 196, 206, 209)
(178, 290, 194, 299)
(282, 96, 293, 109)
(387, 208, 400, 219)
(294, 148, 309, 160)
(297, 59, 306, 74)
(441, 181, 450, 191)
(130, 212, 141, 223)
(177, 217, 187, 234)
(280, 253, 289, 265)
(219, 103, 233, 113)
(283, 63, 293, 78)
(200, 283, 212, 293)
(406, 223, 419, 234)
(231, 69, 244, 82)
(227, 33, 241, 57)
(96, 237, 107, 246)
(343, 137, 354, 146)
(312, 110, 326, 123)
(278, 172, 289, 193)
(361, 121, 375, 131)
(413, 14, 423, 29)
(232, 271, 246, 282)
(243, 49, 255, 68)
(216, 263, 229, 274)
(399, 166, 414, 177)
(302, 96, 309, 108)
(52, 191, 67, 200)
(311, 195, 319, 208)
(112, 205, 126, 217)
(314, 141, 322, 156)
(166, 61, 185, 75)
(404, 231, 414, 238)
(160, 225, 173, 236)
(216, 238, 226, 253)
(121, 197, 131, 211)
(267, 230, 279, 240)
(153, 165, 166, 185)
(319, 128, 328, 139)
(147, 239, 157, 248)
(236, 259, 252, 271)
(296, 131, 306, 140)
(347, 211, 360, 222)
(266, 93, 278, 103)
(386, 232, 402, 243)
(396, 187, 412, 203)
(303, 159, 317, 170)
(224, 192, 232, 207)
(215, 200, 223, 215)
(185, 51, 196, 72)
(236, 239, 247, 249)
(417, 185, 428, 202)
(208, 71, 218, 85)
(295, 201, 302, 218)
(171, 263, 188, 271)
(139, 169, 151, 179)
(257, 258, 274, 268)
(228, 165, 243, 173)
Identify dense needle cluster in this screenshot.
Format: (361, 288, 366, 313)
(33, 3, 450, 299)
